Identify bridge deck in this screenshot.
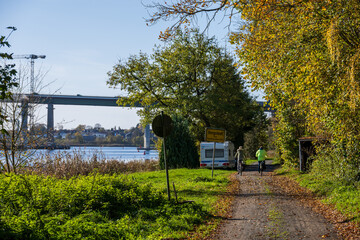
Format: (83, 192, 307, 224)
(18, 94, 273, 112)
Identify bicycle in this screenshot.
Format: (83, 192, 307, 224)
(237, 159, 245, 176)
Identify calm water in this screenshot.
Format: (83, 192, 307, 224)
(35, 146, 159, 162)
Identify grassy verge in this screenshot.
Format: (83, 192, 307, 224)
(0, 168, 235, 239)
(275, 166, 360, 224)
(245, 159, 258, 165)
(130, 168, 234, 215)
(244, 158, 274, 165)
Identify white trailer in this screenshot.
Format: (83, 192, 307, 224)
(200, 141, 235, 169)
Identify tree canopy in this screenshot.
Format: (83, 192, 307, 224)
(144, 0, 360, 174)
(233, 0, 360, 168)
(107, 30, 264, 146)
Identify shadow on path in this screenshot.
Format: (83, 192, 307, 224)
(240, 160, 280, 175)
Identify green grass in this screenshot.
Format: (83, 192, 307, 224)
(130, 168, 233, 214)
(0, 168, 235, 239)
(274, 166, 301, 176)
(245, 158, 274, 165)
(275, 167, 360, 223)
(296, 173, 360, 222)
(245, 159, 258, 165)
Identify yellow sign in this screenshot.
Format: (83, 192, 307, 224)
(205, 128, 225, 143)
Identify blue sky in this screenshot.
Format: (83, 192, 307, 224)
(1, 0, 260, 129)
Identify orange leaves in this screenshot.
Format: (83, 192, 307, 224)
(159, 28, 172, 40)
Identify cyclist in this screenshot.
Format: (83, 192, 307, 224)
(235, 146, 245, 174)
(256, 146, 267, 173)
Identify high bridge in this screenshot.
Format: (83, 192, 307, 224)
(19, 94, 274, 149)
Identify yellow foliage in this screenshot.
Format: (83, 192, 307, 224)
(146, 0, 360, 164)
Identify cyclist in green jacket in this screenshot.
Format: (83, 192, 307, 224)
(256, 146, 267, 173)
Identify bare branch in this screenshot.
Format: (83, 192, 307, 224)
(143, 0, 235, 39)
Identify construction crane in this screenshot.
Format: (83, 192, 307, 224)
(12, 54, 46, 93)
(12, 54, 46, 131)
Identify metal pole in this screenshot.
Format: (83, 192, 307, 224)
(21, 99, 29, 147)
(299, 140, 303, 172)
(212, 142, 216, 178)
(47, 103, 54, 144)
(29, 58, 35, 132)
(30, 58, 34, 93)
(162, 112, 171, 200)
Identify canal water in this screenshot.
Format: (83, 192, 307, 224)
(35, 146, 159, 162)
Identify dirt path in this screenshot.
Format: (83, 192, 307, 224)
(214, 161, 340, 240)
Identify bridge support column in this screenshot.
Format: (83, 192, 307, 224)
(144, 124, 150, 149)
(21, 99, 29, 146)
(47, 103, 54, 143)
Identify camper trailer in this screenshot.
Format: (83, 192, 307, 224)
(200, 141, 235, 169)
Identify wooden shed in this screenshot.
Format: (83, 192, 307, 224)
(298, 137, 319, 172)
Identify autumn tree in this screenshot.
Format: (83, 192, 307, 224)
(108, 30, 264, 147)
(74, 132, 84, 143)
(230, 1, 360, 172)
(75, 124, 86, 132)
(145, 0, 360, 178)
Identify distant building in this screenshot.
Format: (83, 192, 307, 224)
(83, 135, 96, 142)
(94, 133, 107, 139)
(125, 132, 132, 140)
(57, 132, 68, 139)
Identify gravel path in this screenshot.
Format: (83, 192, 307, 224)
(214, 161, 340, 240)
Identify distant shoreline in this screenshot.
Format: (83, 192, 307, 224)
(68, 144, 156, 149)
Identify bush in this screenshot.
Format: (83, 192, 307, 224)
(309, 145, 360, 183)
(0, 173, 207, 239)
(159, 115, 199, 169)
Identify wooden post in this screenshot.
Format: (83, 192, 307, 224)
(173, 182, 178, 203)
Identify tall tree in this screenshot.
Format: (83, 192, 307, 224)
(229, 1, 360, 168)
(107, 30, 264, 146)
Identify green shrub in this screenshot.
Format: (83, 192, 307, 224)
(159, 115, 199, 169)
(0, 173, 210, 239)
(290, 146, 360, 224)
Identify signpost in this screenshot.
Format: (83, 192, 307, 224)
(152, 112, 173, 200)
(205, 128, 226, 143)
(205, 128, 226, 178)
